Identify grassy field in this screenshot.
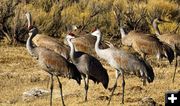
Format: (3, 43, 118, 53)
(0, 0, 179, 105)
(0, 44, 179, 106)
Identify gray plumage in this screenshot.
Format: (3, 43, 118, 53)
(91, 29, 154, 104)
(26, 27, 81, 106)
(66, 34, 109, 101)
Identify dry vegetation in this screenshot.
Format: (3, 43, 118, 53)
(0, 0, 180, 106)
(0, 42, 180, 106)
(0, 0, 179, 44)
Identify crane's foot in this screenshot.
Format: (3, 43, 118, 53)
(62, 102, 65, 106)
(84, 97, 88, 102)
(121, 99, 124, 104)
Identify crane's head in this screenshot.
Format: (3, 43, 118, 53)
(72, 25, 78, 31)
(91, 28, 101, 37)
(25, 12, 31, 19)
(28, 27, 38, 37)
(66, 33, 75, 40)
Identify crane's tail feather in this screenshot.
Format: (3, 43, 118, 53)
(88, 57, 109, 89)
(89, 76, 99, 83)
(162, 42, 174, 64)
(142, 60, 155, 83)
(89, 68, 109, 89)
(101, 68, 109, 89)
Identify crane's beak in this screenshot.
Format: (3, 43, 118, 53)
(158, 18, 171, 23)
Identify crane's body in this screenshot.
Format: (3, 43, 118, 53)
(157, 33, 180, 56)
(26, 27, 81, 106)
(66, 34, 109, 101)
(95, 47, 152, 76)
(120, 28, 174, 64)
(153, 18, 180, 57)
(91, 29, 154, 104)
(33, 34, 70, 59)
(153, 18, 180, 82)
(33, 47, 78, 78)
(68, 35, 97, 55)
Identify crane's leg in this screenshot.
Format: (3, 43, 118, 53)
(156, 52, 162, 67)
(50, 74, 54, 106)
(121, 71, 125, 104)
(172, 54, 178, 83)
(108, 70, 120, 105)
(141, 70, 147, 86)
(82, 76, 86, 101)
(142, 53, 146, 60)
(56, 76, 65, 106)
(46, 75, 50, 89)
(83, 75, 89, 101)
(142, 76, 147, 86)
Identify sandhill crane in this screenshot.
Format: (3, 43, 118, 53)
(25, 12, 70, 60)
(91, 29, 154, 104)
(153, 18, 180, 82)
(66, 33, 109, 101)
(120, 27, 174, 64)
(26, 27, 82, 106)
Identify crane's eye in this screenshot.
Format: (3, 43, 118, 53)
(28, 25, 33, 30)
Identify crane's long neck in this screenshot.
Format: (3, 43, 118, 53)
(94, 34, 102, 53)
(26, 13, 32, 28)
(67, 39, 76, 62)
(153, 21, 161, 36)
(120, 27, 127, 38)
(26, 33, 36, 56)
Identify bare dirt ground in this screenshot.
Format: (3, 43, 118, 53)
(0, 44, 179, 106)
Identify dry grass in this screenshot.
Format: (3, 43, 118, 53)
(0, 45, 179, 106)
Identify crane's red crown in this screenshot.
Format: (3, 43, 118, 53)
(28, 25, 33, 30)
(91, 27, 98, 32)
(68, 32, 75, 36)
